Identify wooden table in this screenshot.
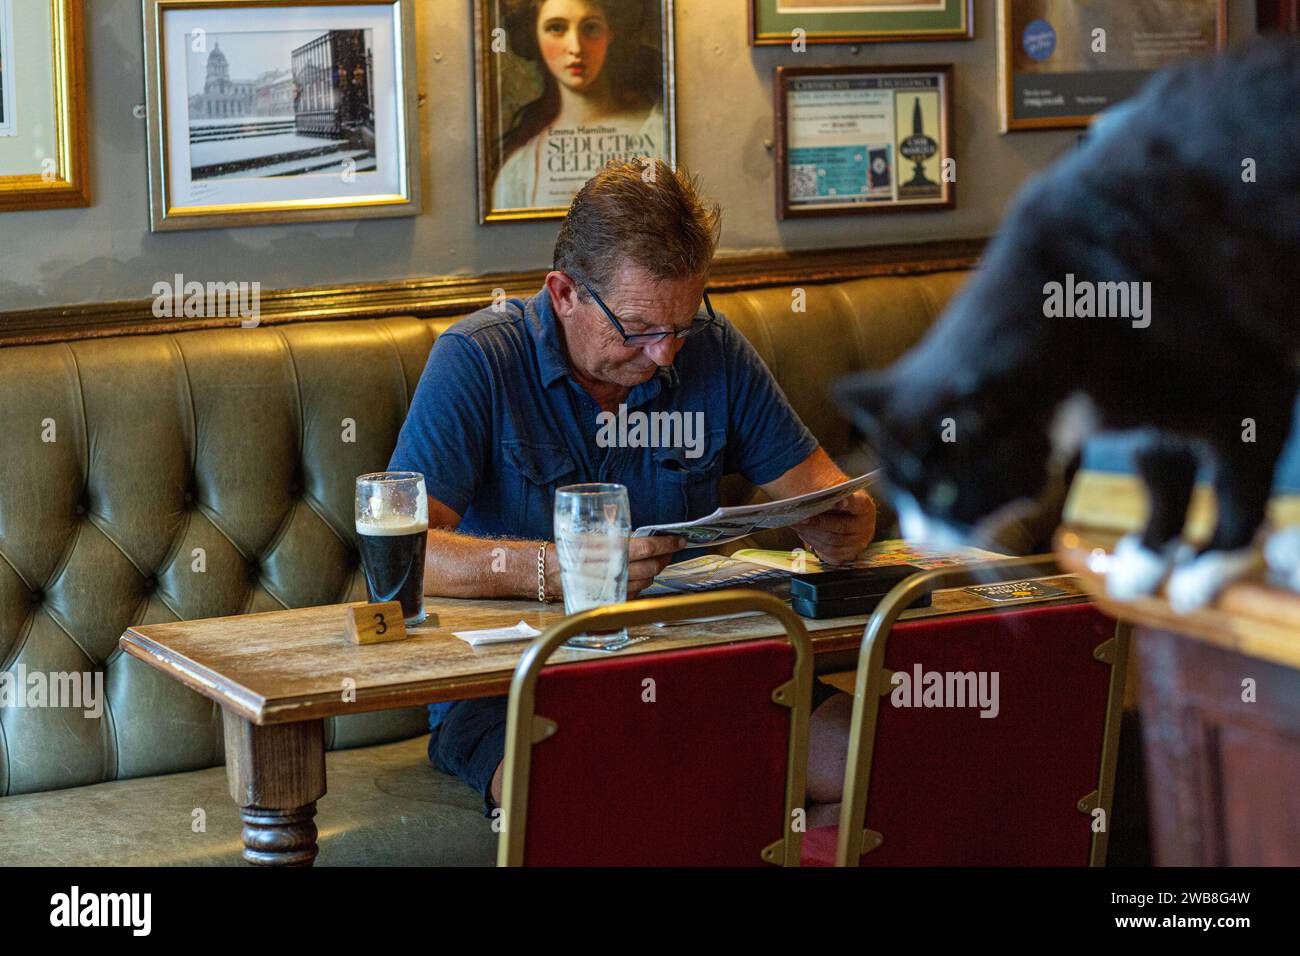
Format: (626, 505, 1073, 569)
(1057, 529, 1300, 865)
(119, 576, 1085, 866)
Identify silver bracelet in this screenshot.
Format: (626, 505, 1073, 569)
(537, 541, 550, 603)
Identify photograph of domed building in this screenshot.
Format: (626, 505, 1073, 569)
(184, 29, 375, 181)
(187, 42, 294, 121)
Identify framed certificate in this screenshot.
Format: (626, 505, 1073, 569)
(751, 0, 973, 46)
(775, 64, 954, 220)
(142, 0, 421, 232)
(998, 0, 1228, 132)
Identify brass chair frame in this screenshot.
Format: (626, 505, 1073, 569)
(498, 589, 813, 867)
(834, 555, 1132, 866)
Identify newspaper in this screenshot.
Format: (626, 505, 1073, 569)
(632, 472, 876, 547)
(641, 554, 790, 597)
(733, 539, 1009, 573)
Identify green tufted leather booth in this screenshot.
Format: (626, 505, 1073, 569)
(0, 270, 969, 865)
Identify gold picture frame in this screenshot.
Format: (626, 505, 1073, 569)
(997, 0, 1228, 133)
(142, 0, 421, 232)
(750, 0, 973, 46)
(473, 0, 678, 224)
(0, 0, 90, 212)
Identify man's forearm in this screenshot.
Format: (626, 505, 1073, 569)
(421, 529, 558, 599)
(762, 446, 879, 561)
(761, 445, 853, 500)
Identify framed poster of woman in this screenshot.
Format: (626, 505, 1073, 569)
(474, 0, 676, 223)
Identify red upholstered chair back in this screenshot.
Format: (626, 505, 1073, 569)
(497, 589, 811, 866)
(803, 601, 1124, 867)
(520, 639, 796, 866)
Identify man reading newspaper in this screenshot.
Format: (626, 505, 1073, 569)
(389, 160, 875, 827)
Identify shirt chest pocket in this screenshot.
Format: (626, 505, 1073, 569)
(652, 429, 727, 523)
(502, 440, 580, 535)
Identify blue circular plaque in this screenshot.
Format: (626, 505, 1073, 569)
(1022, 19, 1057, 61)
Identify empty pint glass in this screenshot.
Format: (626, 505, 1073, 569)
(355, 472, 429, 626)
(554, 483, 631, 650)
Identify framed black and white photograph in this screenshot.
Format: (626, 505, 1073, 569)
(775, 64, 954, 219)
(143, 0, 420, 232)
(0, 0, 16, 138)
(474, 0, 677, 223)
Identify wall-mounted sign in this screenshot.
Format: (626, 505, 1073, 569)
(774, 64, 955, 220)
(998, 0, 1228, 132)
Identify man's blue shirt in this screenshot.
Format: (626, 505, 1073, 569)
(388, 286, 817, 729)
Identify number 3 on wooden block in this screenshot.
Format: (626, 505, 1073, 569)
(344, 602, 408, 645)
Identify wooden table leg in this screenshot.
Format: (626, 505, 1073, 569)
(223, 710, 327, 866)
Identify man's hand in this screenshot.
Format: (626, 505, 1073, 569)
(793, 490, 876, 566)
(627, 535, 687, 598)
(542, 534, 685, 601)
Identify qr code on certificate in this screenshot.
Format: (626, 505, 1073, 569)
(790, 164, 820, 199)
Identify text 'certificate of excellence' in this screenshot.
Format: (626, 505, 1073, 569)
(783, 70, 949, 215)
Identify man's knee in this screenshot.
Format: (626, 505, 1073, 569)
(490, 759, 505, 808)
(807, 691, 853, 805)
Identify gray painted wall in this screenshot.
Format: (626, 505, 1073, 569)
(0, 0, 1257, 312)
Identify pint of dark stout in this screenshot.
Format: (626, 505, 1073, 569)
(355, 472, 429, 625)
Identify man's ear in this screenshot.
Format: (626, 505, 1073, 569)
(544, 270, 581, 318)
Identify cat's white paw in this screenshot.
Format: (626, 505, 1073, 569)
(1166, 548, 1260, 614)
(1106, 535, 1180, 601)
(896, 493, 970, 550)
(1264, 527, 1300, 593)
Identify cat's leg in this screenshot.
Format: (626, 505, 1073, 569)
(1166, 415, 1287, 612)
(1106, 436, 1199, 601)
(1264, 525, 1300, 593)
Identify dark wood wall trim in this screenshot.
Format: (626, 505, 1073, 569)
(0, 238, 984, 347)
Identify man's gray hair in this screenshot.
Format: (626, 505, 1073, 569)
(553, 160, 722, 297)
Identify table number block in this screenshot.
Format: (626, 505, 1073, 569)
(344, 602, 410, 645)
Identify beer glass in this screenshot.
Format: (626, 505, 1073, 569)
(355, 472, 429, 626)
(554, 483, 631, 650)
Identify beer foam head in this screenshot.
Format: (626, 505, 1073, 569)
(355, 514, 428, 536)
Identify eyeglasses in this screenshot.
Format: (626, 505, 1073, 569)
(580, 281, 718, 347)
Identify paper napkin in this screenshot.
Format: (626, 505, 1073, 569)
(452, 620, 542, 647)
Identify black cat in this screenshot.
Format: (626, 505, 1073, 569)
(837, 36, 1300, 611)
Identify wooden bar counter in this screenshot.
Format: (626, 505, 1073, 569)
(1056, 528, 1300, 866)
